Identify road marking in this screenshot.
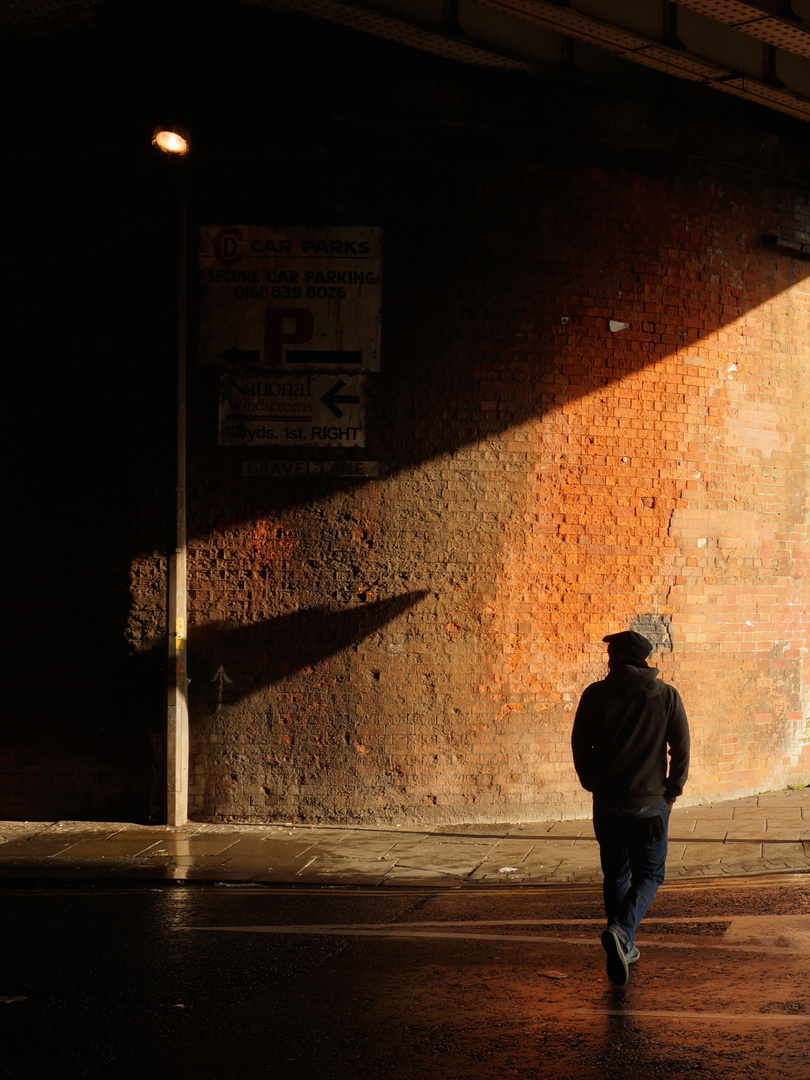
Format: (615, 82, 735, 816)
(185, 922, 808, 954)
(572, 1008, 809, 1025)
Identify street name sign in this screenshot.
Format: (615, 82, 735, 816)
(241, 460, 388, 479)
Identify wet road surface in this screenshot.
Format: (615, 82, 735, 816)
(1, 876, 808, 1078)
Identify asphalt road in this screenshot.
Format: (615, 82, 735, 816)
(2, 876, 808, 1079)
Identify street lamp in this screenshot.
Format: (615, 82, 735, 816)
(152, 127, 190, 157)
(154, 123, 190, 825)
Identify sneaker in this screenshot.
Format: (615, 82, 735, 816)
(601, 927, 630, 986)
(627, 946, 640, 965)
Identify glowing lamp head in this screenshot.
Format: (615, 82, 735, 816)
(152, 129, 190, 156)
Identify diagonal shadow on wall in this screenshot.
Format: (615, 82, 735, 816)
(188, 590, 429, 708)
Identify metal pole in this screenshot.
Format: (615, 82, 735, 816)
(167, 159, 189, 826)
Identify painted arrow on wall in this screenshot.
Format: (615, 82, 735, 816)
(211, 665, 233, 711)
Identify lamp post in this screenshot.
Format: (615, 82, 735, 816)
(153, 126, 190, 826)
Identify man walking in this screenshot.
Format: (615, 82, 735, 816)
(572, 630, 690, 986)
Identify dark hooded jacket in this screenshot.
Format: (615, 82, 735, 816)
(571, 663, 690, 808)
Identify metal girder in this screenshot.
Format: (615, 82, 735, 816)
(677, 0, 810, 58)
(257, 0, 810, 122)
(258, 0, 539, 70)
(468, 0, 810, 118)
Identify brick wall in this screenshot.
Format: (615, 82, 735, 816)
(127, 85, 810, 822)
(6, 6, 807, 826)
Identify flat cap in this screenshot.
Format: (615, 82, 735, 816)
(603, 630, 654, 662)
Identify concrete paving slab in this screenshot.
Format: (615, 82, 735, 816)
(754, 790, 807, 804)
(353, 829, 432, 841)
(523, 837, 582, 853)
(759, 803, 807, 816)
(133, 855, 240, 868)
(538, 851, 600, 871)
(0, 822, 56, 840)
(391, 851, 489, 876)
(515, 849, 569, 870)
(470, 863, 532, 880)
(300, 854, 399, 872)
(471, 871, 535, 883)
(519, 862, 580, 880)
(299, 838, 401, 856)
(675, 827, 735, 843)
(480, 841, 538, 862)
(293, 859, 396, 885)
(762, 843, 808, 860)
(669, 819, 697, 834)
(543, 822, 590, 837)
(675, 807, 736, 820)
(258, 828, 357, 842)
(53, 821, 200, 836)
(172, 859, 313, 879)
(381, 866, 470, 884)
(396, 837, 494, 854)
(681, 820, 741, 836)
(506, 824, 554, 836)
(101, 826, 191, 837)
(215, 851, 313, 867)
(0, 838, 92, 856)
(763, 827, 809, 840)
(54, 838, 164, 856)
(298, 867, 391, 881)
(473, 846, 565, 872)
(166, 870, 266, 882)
(681, 842, 763, 863)
(430, 823, 510, 836)
(214, 838, 319, 858)
(545, 868, 601, 884)
(0, 858, 136, 875)
(0, 788, 806, 885)
(139, 838, 241, 855)
(721, 820, 768, 838)
(381, 840, 443, 858)
(411, 833, 498, 848)
(733, 807, 803, 819)
(533, 838, 596, 854)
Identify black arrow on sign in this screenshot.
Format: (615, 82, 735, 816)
(321, 379, 360, 419)
(217, 346, 260, 365)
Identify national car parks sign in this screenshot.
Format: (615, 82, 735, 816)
(200, 225, 379, 448)
(198, 225, 381, 372)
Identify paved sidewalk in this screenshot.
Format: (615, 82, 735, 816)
(1, 788, 807, 886)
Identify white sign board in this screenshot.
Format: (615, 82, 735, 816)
(219, 372, 365, 447)
(199, 226, 381, 371)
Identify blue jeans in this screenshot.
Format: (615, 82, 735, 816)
(592, 802, 671, 953)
